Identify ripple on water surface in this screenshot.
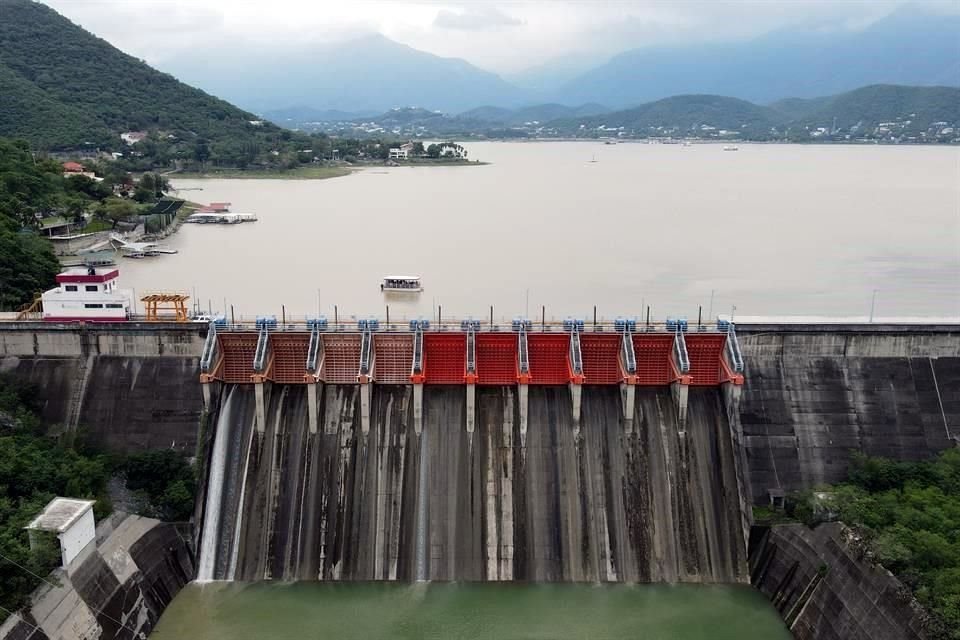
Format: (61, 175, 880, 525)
(150, 582, 791, 640)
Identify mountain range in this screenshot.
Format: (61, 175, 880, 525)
(0, 0, 957, 155)
(152, 7, 960, 115)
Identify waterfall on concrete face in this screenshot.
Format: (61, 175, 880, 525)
(197, 386, 235, 582)
(414, 428, 429, 582)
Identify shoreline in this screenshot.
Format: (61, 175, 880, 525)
(173, 159, 486, 181)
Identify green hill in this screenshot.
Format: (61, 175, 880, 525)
(783, 84, 960, 130)
(0, 0, 310, 165)
(544, 85, 958, 141)
(554, 94, 779, 136)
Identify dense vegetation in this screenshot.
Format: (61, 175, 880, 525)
(0, 138, 63, 310)
(786, 450, 960, 639)
(0, 137, 173, 310)
(0, 0, 318, 169)
(0, 375, 196, 622)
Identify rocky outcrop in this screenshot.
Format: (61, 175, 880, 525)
(750, 523, 929, 640)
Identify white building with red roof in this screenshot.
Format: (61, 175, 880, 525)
(41, 266, 133, 322)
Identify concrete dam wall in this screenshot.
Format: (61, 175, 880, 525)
(196, 383, 749, 583)
(0, 323, 205, 452)
(737, 325, 960, 503)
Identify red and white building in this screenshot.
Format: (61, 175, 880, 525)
(41, 267, 133, 322)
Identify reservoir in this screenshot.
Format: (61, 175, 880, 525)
(122, 142, 960, 322)
(151, 583, 791, 640)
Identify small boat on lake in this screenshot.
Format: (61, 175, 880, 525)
(381, 276, 423, 293)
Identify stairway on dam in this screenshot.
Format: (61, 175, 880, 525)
(196, 384, 748, 583)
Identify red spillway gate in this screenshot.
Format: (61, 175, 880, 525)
(476, 333, 518, 385)
(423, 333, 466, 384)
(320, 334, 361, 383)
(580, 333, 622, 384)
(685, 333, 727, 386)
(373, 334, 414, 384)
(269, 333, 310, 384)
(527, 333, 571, 385)
(218, 332, 258, 383)
(632, 334, 676, 386)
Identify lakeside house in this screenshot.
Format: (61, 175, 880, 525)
(389, 142, 415, 160)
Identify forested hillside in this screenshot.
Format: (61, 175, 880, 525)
(0, 0, 312, 167)
(784, 84, 960, 130)
(0, 138, 62, 309)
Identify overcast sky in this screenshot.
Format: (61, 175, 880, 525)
(41, 0, 958, 75)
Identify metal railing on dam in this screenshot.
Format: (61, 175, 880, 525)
(195, 319, 745, 388)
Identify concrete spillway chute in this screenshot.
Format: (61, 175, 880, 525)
(464, 320, 479, 434)
(568, 327, 584, 432)
(410, 322, 426, 435)
(358, 325, 375, 435)
(305, 321, 325, 434)
(672, 329, 691, 434)
(199, 322, 221, 409)
(517, 322, 531, 439)
(619, 329, 638, 433)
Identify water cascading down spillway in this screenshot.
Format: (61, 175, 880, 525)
(197, 377, 749, 583)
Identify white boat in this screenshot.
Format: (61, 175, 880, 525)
(381, 276, 423, 293)
(723, 145, 739, 151)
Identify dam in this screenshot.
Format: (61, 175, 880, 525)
(0, 318, 957, 637)
(194, 318, 750, 582)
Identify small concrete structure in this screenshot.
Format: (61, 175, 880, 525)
(26, 498, 96, 571)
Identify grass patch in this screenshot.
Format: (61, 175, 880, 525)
(177, 166, 354, 180)
(82, 219, 112, 232)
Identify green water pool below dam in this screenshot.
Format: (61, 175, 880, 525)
(151, 582, 791, 640)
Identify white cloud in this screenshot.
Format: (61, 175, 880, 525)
(434, 6, 524, 31)
(39, 0, 952, 74)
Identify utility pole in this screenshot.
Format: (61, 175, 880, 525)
(869, 289, 878, 323)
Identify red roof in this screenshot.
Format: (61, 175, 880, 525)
(62, 162, 84, 172)
(56, 268, 119, 284)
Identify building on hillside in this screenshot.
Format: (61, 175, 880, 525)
(120, 131, 148, 145)
(62, 161, 101, 181)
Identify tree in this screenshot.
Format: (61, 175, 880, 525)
(426, 143, 440, 159)
(411, 141, 425, 156)
(94, 197, 137, 227)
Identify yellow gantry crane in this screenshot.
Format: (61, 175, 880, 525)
(141, 293, 190, 322)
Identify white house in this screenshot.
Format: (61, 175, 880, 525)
(120, 131, 148, 145)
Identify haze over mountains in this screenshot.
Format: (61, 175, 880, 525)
(0, 0, 957, 152)
(153, 7, 960, 116)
